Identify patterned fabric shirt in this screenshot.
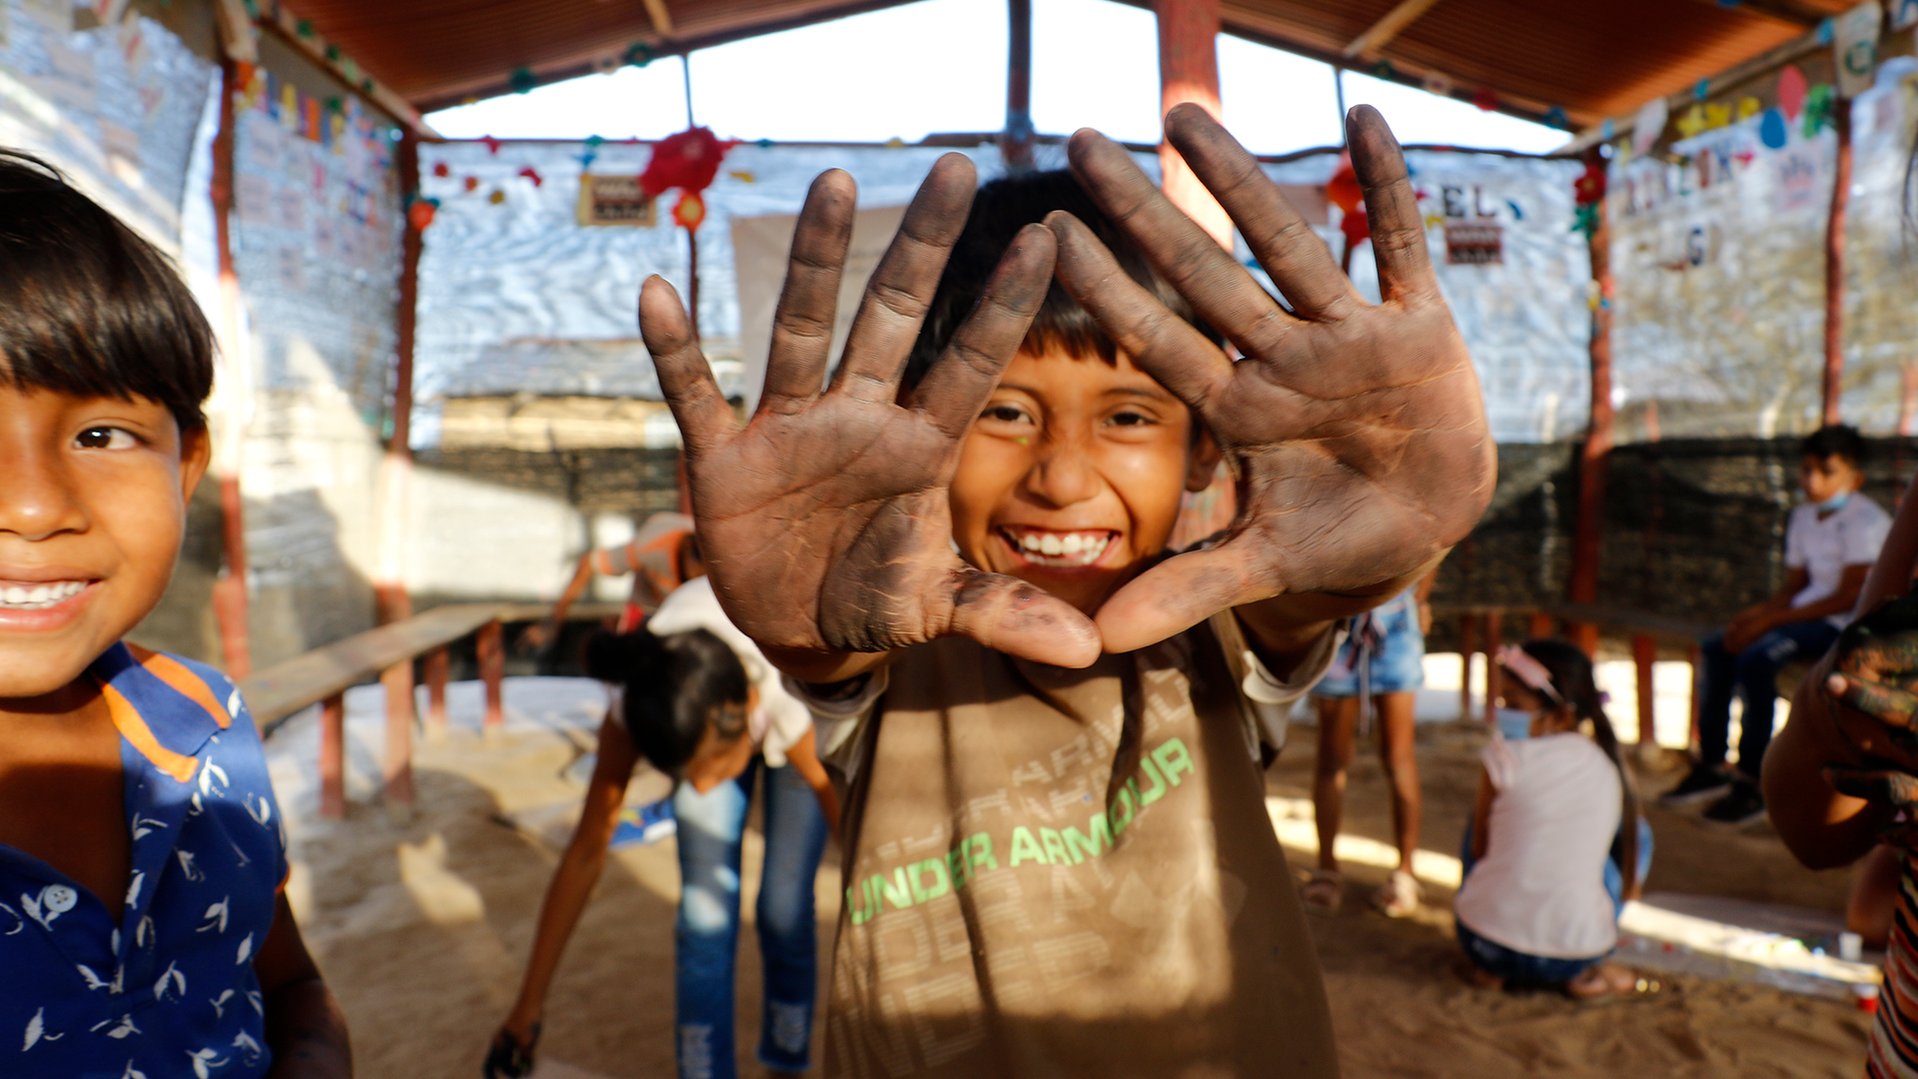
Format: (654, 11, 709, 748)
(0, 643, 288, 1079)
(1871, 852, 1918, 1078)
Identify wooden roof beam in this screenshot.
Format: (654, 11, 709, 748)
(1342, 0, 1444, 59)
(1680, 0, 1823, 28)
(643, 0, 675, 38)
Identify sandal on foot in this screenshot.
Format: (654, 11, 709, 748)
(1302, 869, 1343, 914)
(1372, 868, 1421, 918)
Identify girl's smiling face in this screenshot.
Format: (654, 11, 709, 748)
(0, 387, 208, 708)
(947, 348, 1217, 618)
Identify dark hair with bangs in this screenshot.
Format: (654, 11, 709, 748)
(0, 148, 215, 430)
(584, 626, 749, 779)
(902, 168, 1220, 388)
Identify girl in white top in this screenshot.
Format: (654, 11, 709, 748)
(1454, 638, 1650, 1000)
(489, 575, 838, 1079)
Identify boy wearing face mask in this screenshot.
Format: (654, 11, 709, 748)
(1663, 424, 1890, 826)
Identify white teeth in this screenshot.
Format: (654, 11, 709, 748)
(1005, 531, 1112, 567)
(0, 580, 86, 610)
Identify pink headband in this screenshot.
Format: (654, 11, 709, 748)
(1496, 645, 1563, 705)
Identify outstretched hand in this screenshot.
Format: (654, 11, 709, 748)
(641, 156, 1101, 672)
(1049, 104, 1495, 651)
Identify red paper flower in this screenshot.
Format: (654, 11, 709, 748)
(640, 126, 737, 199)
(1573, 160, 1607, 206)
(518, 166, 543, 188)
(1325, 153, 1362, 214)
(1339, 206, 1370, 248)
(431, 162, 450, 178)
(407, 200, 437, 231)
(672, 191, 707, 231)
(481, 135, 502, 155)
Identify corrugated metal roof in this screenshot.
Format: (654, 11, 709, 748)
(281, 0, 1860, 127)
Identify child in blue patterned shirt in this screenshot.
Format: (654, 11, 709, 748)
(0, 149, 350, 1077)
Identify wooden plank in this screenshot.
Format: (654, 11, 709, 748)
(478, 621, 505, 731)
(241, 604, 504, 726)
(424, 647, 449, 731)
(319, 693, 346, 818)
(1632, 633, 1657, 746)
(1342, 0, 1443, 59)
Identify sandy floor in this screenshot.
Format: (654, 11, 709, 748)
(272, 680, 1875, 1078)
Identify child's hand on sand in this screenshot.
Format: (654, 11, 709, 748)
(640, 156, 1101, 672)
(1049, 104, 1495, 652)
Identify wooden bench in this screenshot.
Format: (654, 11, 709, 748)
(1441, 602, 1714, 746)
(241, 600, 623, 818)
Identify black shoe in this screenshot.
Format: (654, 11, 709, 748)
(1702, 782, 1767, 827)
(1659, 763, 1732, 808)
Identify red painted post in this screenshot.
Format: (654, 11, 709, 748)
(1688, 643, 1704, 752)
(1528, 612, 1554, 639)
(1154, 0, 1230, 248)
(319, 692, 346, 818)
(209, 56, 252, 679)
(373, 130, 422, 632)
(1458, 613, 1477, 722)
(1002, 0, 1034, 172)
(1631, 634, 1657, 747)
(479, 620, 505, 730)
(1567, 145, 1612, 660)
(424, 646, 449, 732)
(1482, 609, 1503, 725)
(1823, 98, 1853, 425)
(381, 660, 415, 808)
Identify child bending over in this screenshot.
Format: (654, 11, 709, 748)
(490, 576, 837, 1079)
(1455, 640, 1651, 1000)
(0, 150, 349, 1076)
(642, 105, 1493, 1075)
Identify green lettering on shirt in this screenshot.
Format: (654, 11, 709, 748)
(911, 858, 951, 903)
(1152, 736, 1194, 786)
(1008, 826, 1047, 867)
(1038, 827, 1069, 866)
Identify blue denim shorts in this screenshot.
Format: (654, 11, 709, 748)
(1455, 919, 1605, 987)
(1315, 594, 1426, 697)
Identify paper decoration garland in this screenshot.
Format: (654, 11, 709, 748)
(1759, 107, 1790, 148)
(638, 127, 736, 200)
(1803, 83, 1836, 135)
(1471, 87, 1498, 112)
(509, 67, 536, 94)
(1778, 64, 1808, 118)
(517, 166, 543, 187)
(1544, 106, 1570, 130)
(623, 42, 654, 68)
(432, 162, 449, 178)
(1631, 97, 1668, 154)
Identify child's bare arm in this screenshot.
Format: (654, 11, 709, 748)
(643, 156, 1100, 681)
(1048, 105, 1494, 655)
(255, 894, 352, 1078)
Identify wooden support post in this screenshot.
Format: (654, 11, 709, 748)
(1457, 613, 1477, 721)
(1482, 609, 1503, 724)
(209, 57, 253, 679)
(424, 646, 449, 733)
(1822, 97, 1853, 425)
(374, 131, 422, 630)
(1631, 634, 1657, 746)
(381, 660, 415, 808)
(1528, 612, 1554, 639)
(319, 692, 346, 818)
(479, 620, 505, 731)
(1002, 0, 1035, 172)
(1688, 643, 1704, 751)
(1154, 0, 1230, 247)
(1567, 145, 1612, 659)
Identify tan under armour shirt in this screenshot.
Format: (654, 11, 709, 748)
(795, 615, 1342, 1078)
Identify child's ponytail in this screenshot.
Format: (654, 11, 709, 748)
(1519, 639, 1643, 897)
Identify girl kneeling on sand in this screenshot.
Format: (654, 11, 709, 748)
(1454, 639, 1652, 999)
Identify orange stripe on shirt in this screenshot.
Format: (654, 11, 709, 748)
(126, 644, 231, 730)
(100, 683, 200, 784)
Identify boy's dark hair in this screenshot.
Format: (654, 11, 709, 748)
(1801, 423, 1866, 465)
(903, 168, 1220, 388)
(0, 148, 215, 430)
(585, 626, 748, 778)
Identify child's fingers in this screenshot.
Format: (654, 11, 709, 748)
(1346, 106, 1438, 306)
(759, 170, 857, 417)
(1045, 210, 1233, 415)
(1827, 672, 1918, 730)
(911, 223, 1057, 440)
(1823, 765, 1918, 810)
(833, 154, 978, 405)
(1161, 103, 1358, 322)
(945, 568, 1102, 669)
(639, 276, 736, 454)
(1063, 126, 1293, 360)
(1093, 544, 1260, 655)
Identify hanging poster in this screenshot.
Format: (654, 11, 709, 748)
(1835, 1, 1884, 98)
(20, 0, 70, 32)
(576, 173, 658, 226)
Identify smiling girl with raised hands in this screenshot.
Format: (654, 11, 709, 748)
(640, 105, 1494, 1077)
